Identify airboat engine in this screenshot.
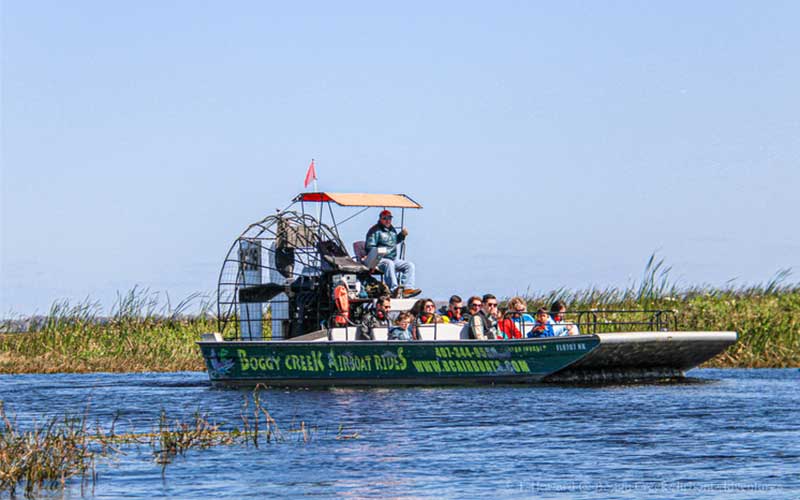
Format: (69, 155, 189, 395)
(217, 211, 344, 340)
(238, 239, 263, 339)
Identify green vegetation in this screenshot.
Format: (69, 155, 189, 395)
(0, 388, 356, 496)
(521, 256, 800, 368)
(0, 401, 97, 496)
(1, 257, 798, 372)
(0, 287, 213, 373)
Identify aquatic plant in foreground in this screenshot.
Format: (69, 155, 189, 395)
(0, 388, 357, 496)
(0, 401, 98, 497)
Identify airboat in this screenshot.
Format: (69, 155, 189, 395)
(197, 192, 737, 386)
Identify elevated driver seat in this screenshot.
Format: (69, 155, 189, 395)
(353, 240, 388, 271)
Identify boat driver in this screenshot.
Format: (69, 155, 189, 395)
(365, 209, 421, 298)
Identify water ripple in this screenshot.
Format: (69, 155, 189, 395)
(1, 369, 798, 498)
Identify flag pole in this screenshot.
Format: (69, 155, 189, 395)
(313, 158, 322, 223)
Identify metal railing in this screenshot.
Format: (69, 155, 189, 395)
(500, 309, 678, 337)
(573, 309, 678, 334)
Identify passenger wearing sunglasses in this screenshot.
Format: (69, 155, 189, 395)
(417, 298, 449, 324)
(464, 296, 482, 322)
(442, 295, 466, 323)
(365, 209, 421, 298)
(468, 294, 499, 340)
(359, 295, 392, 340)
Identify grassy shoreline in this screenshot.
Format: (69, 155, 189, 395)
(519, 258, 799, 369)
(0, 289, 212, 374)
(2, 265, 798, 373)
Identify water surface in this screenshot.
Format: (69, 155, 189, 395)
(1, 369, 797, 498)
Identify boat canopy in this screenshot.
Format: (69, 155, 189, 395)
(293, 192, 422, 209)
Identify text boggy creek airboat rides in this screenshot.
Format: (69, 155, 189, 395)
(198, 192, 737, 386)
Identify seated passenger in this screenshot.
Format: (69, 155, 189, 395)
(550, 300, 580, 336)
(364, 209, 421, 298)
(359, 295, 391, 340)
(408, 299, 426, 340)
(497, 307, 522, 339)
(418, 298, 450, 324)
(506, 296, 535, 336)
(388, 312, 414, 341)
(443, 295, 466, 323)
(409, 298, 425, 317)
(528, 308, 555, 337)
(464, 296, 482, 322)
(468, 294, 499, 340)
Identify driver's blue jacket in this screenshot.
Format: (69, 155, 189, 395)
(365, 224, 406, 260)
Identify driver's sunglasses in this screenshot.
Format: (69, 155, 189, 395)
(381, 216, 393, 220)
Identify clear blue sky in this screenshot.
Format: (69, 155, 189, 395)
(2, 1, 799, 315)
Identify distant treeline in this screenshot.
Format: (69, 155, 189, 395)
(1, 257, 798, 372)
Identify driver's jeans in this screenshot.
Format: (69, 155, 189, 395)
(377, 258, 415, 291)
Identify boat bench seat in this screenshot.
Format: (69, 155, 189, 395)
(366, 325, 468, 341)
(325, 323, 470, 341)
(326, 327, 361, 341)
(417, 324, 469, 340)
(373, 327, 389, 341)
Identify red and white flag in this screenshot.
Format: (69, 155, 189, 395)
(304, 159, 317, 188)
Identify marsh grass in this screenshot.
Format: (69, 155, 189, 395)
(1, 257, 798, 372)
(0, 286, 215, 373)
(0, 401, 99, 496)
(0, 387, 341, 496)
(522, 255, 800, 367)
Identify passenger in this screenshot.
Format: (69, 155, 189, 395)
(418, 298, 450, 324)
(464, 296, 482, 322)
(506, 296, 535, 336)
(409, 298, 426, 318)
(365, 210, 421, 298)
(550, 300, 580, 336)
(497, 307, 522, 339)
(528, 308, 561, 338)
(388, 311, 414, 341)
(359, 295, 392, 340)
(468, 294, 499, 340)
(443, 295, 466, 323)
(408, 298, 427, 340)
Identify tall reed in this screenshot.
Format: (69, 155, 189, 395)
(521, 254, 800, 367)
(0, 287, 215, 373)
(1, 257, 798, 371)
(0, 401, 98, 496)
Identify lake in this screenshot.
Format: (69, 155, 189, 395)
(1, 369, 798, 498)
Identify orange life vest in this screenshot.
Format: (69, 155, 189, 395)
(333, 284, 350, 326)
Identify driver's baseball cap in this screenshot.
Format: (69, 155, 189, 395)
(380, 209, 392, 218)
